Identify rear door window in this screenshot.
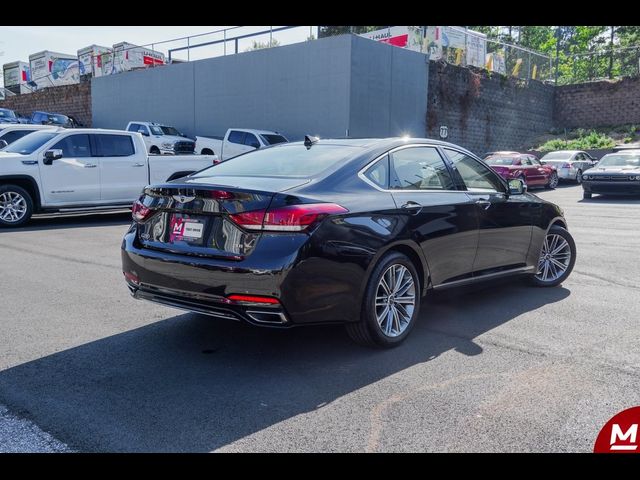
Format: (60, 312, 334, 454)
(228, 130, 246, 145)
(389, 147, 454, 190)
(244, 133, 260, 148)
(94, 134, 135, 157)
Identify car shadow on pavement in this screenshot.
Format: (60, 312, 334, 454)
(0, 211, 132, 233)
(0, 277, 569, 452)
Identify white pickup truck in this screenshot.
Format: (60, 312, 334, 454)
(126, 121, 196, 155)
(195, 128, 288, 161)
(0, 128, 213, 227)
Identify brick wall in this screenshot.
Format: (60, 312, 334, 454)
(426, 61, 555, 156)
(554, 77, 640, 129)
(0, 83, 91, 127)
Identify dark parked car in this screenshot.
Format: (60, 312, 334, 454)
(485, 153, 559, 189)
(582, 150, 640, 198)
(122, 138, 576, 348)
(29, 111, 82, 128)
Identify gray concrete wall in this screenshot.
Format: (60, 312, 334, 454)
(92, 35, 429, 141)
(348, 35, 428, 138)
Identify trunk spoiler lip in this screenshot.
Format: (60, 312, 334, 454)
(144, 178, 312, 195)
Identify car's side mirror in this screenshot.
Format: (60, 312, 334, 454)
(138, 128, 149, 137)
(508, 178, 526, 195)
(43, 149, 63, 165)
(0, 139, 8, 149)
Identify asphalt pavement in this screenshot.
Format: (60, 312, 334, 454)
(0, 185, 638, 452)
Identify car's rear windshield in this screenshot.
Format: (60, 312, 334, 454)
(260, 134, 288, 145)
(486, 156, 518, 165)
(541, 152, 573, 160)
(597, 154, 640, 167)
(193, 144, 360, 178)
(3, 131, 58, 155)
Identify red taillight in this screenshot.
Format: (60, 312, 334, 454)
(230, 203, 348, 232)
(213, 158, 221, 165)
(226, 294, 280, 305)
(132, 199, 153, 222)
(123, 271, 139, 285)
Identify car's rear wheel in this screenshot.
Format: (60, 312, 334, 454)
(0, 185, 33, 228)
(576, 169, 583, 184)
(201, 148, 214, 155)
(150, 146, 160, 155)
(346, 252, 420, 348)
(529, 225, 576, 287)
(546, 172, 559, 189)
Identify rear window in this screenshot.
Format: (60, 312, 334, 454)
(261, 134, 288, 145)
(193, 144, 360, 178)
(541, 152, 573, 161)
(485, 156, 518, 165)
(0, 129, 35, 144)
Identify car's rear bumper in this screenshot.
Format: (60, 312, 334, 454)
(583, 181, 640, 195)
(121, 227, 367, 326)
(557, 168, 577, 180)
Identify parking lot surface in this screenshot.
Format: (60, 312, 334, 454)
(0, 186, 639, 452)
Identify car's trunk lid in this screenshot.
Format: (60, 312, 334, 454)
(135, 177, 309, 259)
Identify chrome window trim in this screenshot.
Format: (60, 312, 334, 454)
(442, 146, 508, 194)
(357, 144, 464, 194)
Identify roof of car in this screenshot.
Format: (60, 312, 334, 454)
(287, 137, 479, 152)
(543, 150, 583, 154)
(0, 124, 57, 130)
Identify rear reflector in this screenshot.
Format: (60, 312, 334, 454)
(230, 203, 348, 232)
(123, 271, 140, 285)
(227, 294, 280, 305)
(132, 199, 153, 222)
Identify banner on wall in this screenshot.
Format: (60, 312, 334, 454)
(359, 26, 425, 53)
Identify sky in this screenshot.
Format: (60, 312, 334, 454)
(0, 26, 318, 86)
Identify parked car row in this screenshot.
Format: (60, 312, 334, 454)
(0, 107, 82, 127)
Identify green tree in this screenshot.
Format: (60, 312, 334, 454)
(244, 39, 280, 52)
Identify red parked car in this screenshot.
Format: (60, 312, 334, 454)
(485, 153, 558, 189)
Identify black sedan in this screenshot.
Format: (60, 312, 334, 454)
(122, 137, 576, 348)
(582, 150, 640, 199)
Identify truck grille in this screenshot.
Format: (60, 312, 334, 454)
(173, 141, 195, 154)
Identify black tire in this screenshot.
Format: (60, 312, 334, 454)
(150, 146, 160, 155)
(576, 169, 583, 184)
(583, 191, 592, 199)
(346, 252, 421, 348)
(0, 184, 34, 228)
(201, 148, 214, 156)
(529, 225, 576, 287)
(545, 171, 559, 189)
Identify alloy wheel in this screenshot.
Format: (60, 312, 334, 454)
(0, 191, 27, 223)
(535, 233, 572, 283)
(548, 172, 559, 188)
(374, 264, 416, 337)
(576, 170, 583, 184)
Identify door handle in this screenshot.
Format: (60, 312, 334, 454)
(401, 201, 422, 215)
(476, 199, 492, 210)
(83, 164, 97, 168)
(132, 163, 145, 167)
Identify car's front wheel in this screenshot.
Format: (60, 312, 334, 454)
(530, 225, 576, 287)
(576, 169, 583, 184)
(346, 252, 420, 348)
